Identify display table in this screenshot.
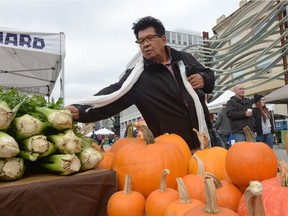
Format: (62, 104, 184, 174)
(0, 168, 117, 216)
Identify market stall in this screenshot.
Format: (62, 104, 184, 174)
(0, 168, 117, 216)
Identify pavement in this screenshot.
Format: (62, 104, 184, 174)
(273, 143, 287, 162)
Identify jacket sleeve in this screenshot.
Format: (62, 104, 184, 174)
(181, 52, 215, 93)
(71, 69, 134, 123)
(226, 99, 247, 120)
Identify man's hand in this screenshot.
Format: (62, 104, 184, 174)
(187, 74, 204, 89)
(65, 105, 79, 120)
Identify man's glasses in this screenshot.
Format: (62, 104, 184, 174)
(135, 34, 160, 46)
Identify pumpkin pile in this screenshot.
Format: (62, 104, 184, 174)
(99, 123, 288, 215)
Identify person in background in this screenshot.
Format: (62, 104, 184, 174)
(226, 84, 255, 142)
(253, 94, 274, 148)
(213, 103, 232, 146)
(65, 16, 215, 153)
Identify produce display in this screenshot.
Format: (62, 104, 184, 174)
(103, 124, 286, 215)
(0, 88, 103, 181)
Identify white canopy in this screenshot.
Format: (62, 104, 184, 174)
(207, 90, 235, 113)
(0, 27, 65, 97)
(95, 128, 114, 135)
(265, 85, 288, 103)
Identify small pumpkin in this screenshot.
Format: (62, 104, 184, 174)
(107, 174, 145, 216)
(225, 126, 278, 191)
(164, 177, 205, 216)
(95, 139, 114, 169)
(183, 177, 238, 216)
(189, 129, 229, 181)
(145, 169, 179, 216)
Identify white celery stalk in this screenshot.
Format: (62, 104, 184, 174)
(48, 129, 83, 154)
(77, 147, 103, 171)
(12, 114, 47, 140)
(0, 131, 20, 158)
(0, 157, 25, 181)
(19, 135, 57, 161)
(35, 107, 73, 130)
(38, 154, 81, 175)
(0, 101, 22, 131)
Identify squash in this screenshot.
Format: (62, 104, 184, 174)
(145, 169, 179, 216)
(156, 133, 191, 169)
(189, 129, 229, 181)
(225, 126, 278, 191)
(107, 174, 145, 216)
(184, 155, 242, 212)
(164, 177, 204, 216)
(112, 125, 188, 198)
(95, 140, 114, 169)
(237, 159, 288, 216)
(109, 123, 140, 154)
(183, 177, 238, 216)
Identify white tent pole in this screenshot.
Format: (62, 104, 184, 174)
(60, 32, 65, 102)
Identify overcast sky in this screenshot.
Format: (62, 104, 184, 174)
(0, 0, 241, 105)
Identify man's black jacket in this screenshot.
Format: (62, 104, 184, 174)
(73, 47, 215, 150)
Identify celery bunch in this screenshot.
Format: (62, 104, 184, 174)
(38, 154, 81, 175)
(19, 135, 57, 161)
(77, 147, 103, 171)
(0, 131, 20, 158)
(0, 157, 25, 181)
(11, 114, 48, 140)
(35, 107, 73, 131)
(0, 101, 22, 131)
(48, 129, 83, 154)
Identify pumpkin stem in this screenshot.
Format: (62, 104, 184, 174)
(126, 123, 135, 138)
(193, 128, 209, 150)
(244, 181, 266, 216)
(123, 174, 132, 194)
(204, 176, 220, 214)
(243, 126, 255, 142)
(159, 169, 170, 192)
(134, 124, 155, 144)
(205, 172, 222, 189)
(193, 154, 205, 177)
(176, 177, 191, 204)
(279, 159, 288, 187)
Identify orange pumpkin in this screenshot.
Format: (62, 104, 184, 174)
(164, 177, 204, 216)
(107, 174, 145, 216)
(95, 138, 114, 169)
(189, 129, 229, 181)
(156, 133, 191, 168)
(238, 159, 288, 216)
(145, 169, 179, 216)
(109, 124, 140, 154)
(112, 125, 188, 198)
(184, 156, 242, 212)
(183, 177, 238, 216)
(225, 126, 278, 191)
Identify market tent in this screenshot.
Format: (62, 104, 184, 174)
(207, 90, 235, 113)
(95, 128, 115, 135)
(0, 27, 65, 98)
(265, 85, 288, 103)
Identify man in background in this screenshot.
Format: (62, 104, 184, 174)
(226, 84, 255, 142)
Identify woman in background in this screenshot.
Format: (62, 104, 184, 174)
(253, 94, 274, 148)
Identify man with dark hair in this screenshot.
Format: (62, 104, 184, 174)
(65, 16, 215, 153)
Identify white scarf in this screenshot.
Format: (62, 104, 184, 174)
(74, 57, 210, 146)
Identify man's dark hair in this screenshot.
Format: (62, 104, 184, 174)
(132, 16, 165, 39)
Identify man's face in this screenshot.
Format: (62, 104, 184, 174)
(235, 85, 245, 98)
(137, 27, 166, 62)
